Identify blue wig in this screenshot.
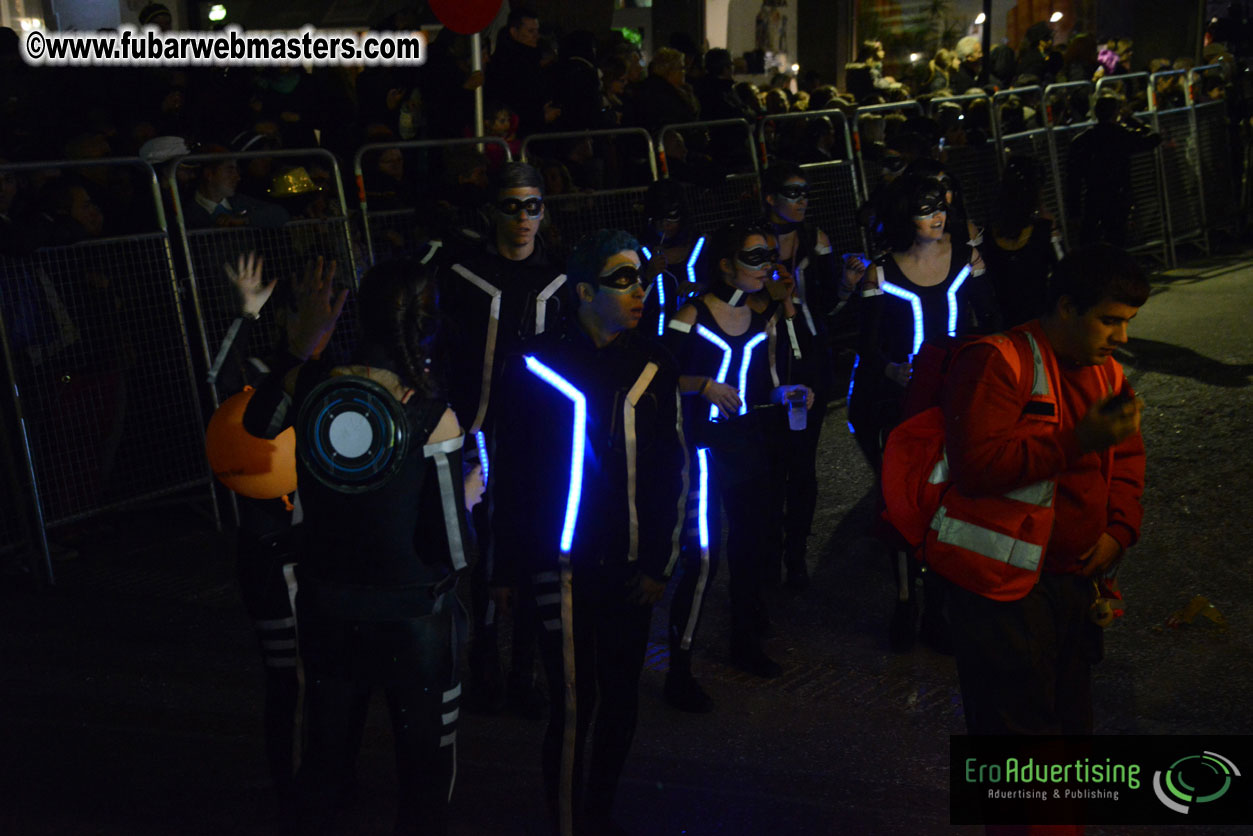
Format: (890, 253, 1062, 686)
(566, 228, 642, 290)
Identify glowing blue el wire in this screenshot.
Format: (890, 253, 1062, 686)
(846, 354, 860, 433)
(695, 324, 733, 421)
(524, 356, 586, 554)
(696, 447, 711, 549)
(881, 281, 924, 357)
(474, 430, 490, 485)
(686, 236, 706, 291)
(946, 264, 971, 337)
(640, 246, 652, 259)
(738, 332, 768, 415)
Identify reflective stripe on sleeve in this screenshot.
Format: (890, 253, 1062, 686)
(623, 362, 659, 563)
(423, 434, 469, 571)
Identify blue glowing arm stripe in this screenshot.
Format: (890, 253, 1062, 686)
(880, 281, 924, 357)
(687, 236, 706, 287)
(524, 356, 587, 555)
(694, 324, 733, 421)
(946, 264, 972, 337)
(738, 332, 769, 415)
(475, 430, 490, 485)
(696, 447, 711, 549)
(641, 246, 652, 260)
(641, 246, 669, 336)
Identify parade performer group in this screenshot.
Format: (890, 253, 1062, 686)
(204, 156, 1145, 835)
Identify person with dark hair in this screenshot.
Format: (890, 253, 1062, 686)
(695, 47, 756, 123)
(987, 43, 1018, 88)
(437, 161, 569, 715)
(486, 6, 558, 137)
(637, 179, 707, 338)
(492, 228, 687, 836)
(760, 161, 846, 588)
(242, 255, 477, 836)
(182, 152, 290, 230)
(553, 30, 601, 132)
(935, 243, 1147, 735)
(846, 171, 989, 652)
(983, 157, 1061, 327)
(1017, 21, 1057, 83)
(664, 222, 813, 708)
(1066, 95, 1161, 247)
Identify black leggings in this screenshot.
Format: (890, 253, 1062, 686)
(534, 564, 653, 823)
(293, 598, 458, 836)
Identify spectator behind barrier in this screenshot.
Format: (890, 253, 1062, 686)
(625, 47, 699, 134)
(182, 149, 290, 230)
(486, 6, 558, 138)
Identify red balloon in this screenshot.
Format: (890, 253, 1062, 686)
(429, 0, 504, 35)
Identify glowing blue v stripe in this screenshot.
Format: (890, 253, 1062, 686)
(524, 356, 587, 554)
(946, 265, 971, 337)
(696, 447, 711, 549)
(737, 332, 768, 415)
(686, 236, 705, 289)
(474, 430, 490, 485)
(641, 246, 670, 336)
(881, 281, 924, 357)
(695, 324, 733, 421)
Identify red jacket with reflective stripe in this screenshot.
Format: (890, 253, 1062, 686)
(943, 321, 1144, 576)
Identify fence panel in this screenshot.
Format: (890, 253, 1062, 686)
(656, 120, 761, 236)
(354, 137, 512, 267)
(1, 158, 216, 582)
(853, 101, 924, 199)
(1193, 99, 1237, 233)
(166, 149, 360, 406)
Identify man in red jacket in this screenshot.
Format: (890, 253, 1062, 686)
(939, 243, 1148, 736)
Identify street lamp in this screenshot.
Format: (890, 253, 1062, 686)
(1050, 11, 1063, 22)
(975, 12, 986, 25)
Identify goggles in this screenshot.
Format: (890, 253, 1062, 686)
(496, 197, 544, 218)
(736, 246, 779, 269)
(596, 264, 645, 293)
(776, 184, 810, 202)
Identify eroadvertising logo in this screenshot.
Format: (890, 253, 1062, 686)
(950, 736, 1252, 826)
(1152, 751, 1241, 814)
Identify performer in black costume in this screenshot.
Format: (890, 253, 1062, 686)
(437, 161, 571, 713)
(493, 229, 687, 836)
(845, 172, 993, 654)
(760, 161, 845, 589)
(636, 179, 708, 338)
(208, 251, 305, 795)
(664, 222, 813, 709)
(243, 258, 476, 836)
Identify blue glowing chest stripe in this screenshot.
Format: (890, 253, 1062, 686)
(737, 332, 768, 415)
(687, 237, 706, 288)
(694, 325, 732, 421)
(640, 247, 667, 337)
(524, 356, 587, 554)
(881, 264, 973, 356)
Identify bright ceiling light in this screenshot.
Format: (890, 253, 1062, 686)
(1050, 11, 1063, 22)
(910, 52, 921, 62)
(209, 4, 227, 22)
(975, 12, 986, 25)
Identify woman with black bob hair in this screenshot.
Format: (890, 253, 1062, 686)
(243, 255, 478, 836)
(663, 221, 812, 708)
(846, 171, 992, 654)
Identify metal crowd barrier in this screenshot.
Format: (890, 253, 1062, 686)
(164, 149, 360, 408)
(852, 100, 924, 199)
(1188, 65, 1239, 236)
(658, 118, 762, 236)
(1041, 82, 1095, 249)
(0, 158, 218, 584)
(928, 92, 1000, 229)
(521, 127, 657, 259)
(1149, 69, 1209, 263)
(992, 86, 1070, 246)
(353, 136, 513, 267)
(758, 108, 868, 256)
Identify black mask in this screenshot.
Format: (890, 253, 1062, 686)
(736, 246, 779, 269)
(776, 184, 809, 201)
(496, 197, 544, 218)
(596, 264, 644, 292)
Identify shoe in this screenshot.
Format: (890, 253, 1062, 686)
(664, 671, 714, 712)
(889, 598, 919, 653)
(730, 642, 783, 678)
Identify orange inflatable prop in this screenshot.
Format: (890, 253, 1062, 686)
(205, 386, 297, 499)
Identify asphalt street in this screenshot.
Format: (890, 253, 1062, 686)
(1, 245, 1251, 836)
